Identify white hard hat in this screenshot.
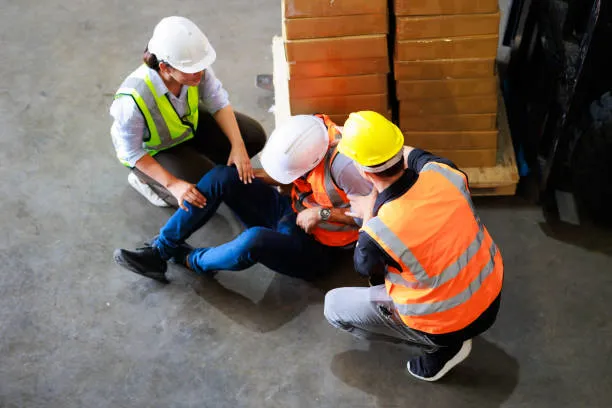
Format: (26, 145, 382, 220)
(148, 16, 216, 74)
(261, 115, 329, 184)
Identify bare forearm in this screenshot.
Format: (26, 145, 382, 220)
(259, 174, 283, 186)
(134, 154, 178, 189)
(328, 208, 358, 226)
(213, 105, 243, 148)
(253, 168, 287, 187)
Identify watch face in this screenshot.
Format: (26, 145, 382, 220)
(320, 208, 331, 220)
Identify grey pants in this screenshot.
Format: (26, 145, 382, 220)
(132, 111, 266, 208)
(324, 285, 438, 350)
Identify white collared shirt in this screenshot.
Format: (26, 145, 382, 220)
(110, 66, 229, 167)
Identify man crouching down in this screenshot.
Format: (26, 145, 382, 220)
(324, 111, 503, 382)
(113, 114, 372, 282)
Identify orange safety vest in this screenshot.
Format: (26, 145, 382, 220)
(362, 162, 503, 334)
(291, 114, 360, 247)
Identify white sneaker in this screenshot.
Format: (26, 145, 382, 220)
(127, 172, 170, 207)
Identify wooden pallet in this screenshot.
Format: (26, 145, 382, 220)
(462, 94, 519, 196)
(271, 36, 519, 196)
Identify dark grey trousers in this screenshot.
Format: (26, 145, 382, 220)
(132, 111, 266, 208)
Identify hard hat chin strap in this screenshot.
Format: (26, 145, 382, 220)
(359, 150, 404, 174)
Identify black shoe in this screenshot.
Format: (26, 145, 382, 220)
(407, 339, 472, 382)
(143, 235, 193, 265)
(113, 247, 169, 284)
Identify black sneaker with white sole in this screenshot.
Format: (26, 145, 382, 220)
(407, 339, 472, 382)
(113, 246, 169, 284)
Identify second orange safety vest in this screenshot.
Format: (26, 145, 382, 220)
(362, 162, 503, 334)
(291, 114, 360, 248)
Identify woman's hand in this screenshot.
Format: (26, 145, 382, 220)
(227, 144, 254, 184)
(167, 179, 207, 211)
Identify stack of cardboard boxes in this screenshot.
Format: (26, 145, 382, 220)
(282, 0, 391, 125)
(394, 0, 500, 167)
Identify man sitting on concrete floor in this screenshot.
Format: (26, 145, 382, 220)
(113, 114, 372, 282)
(324, 112, 503, 382)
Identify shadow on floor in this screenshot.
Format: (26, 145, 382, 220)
(472, 176, 612, 257)
(472, 194, 538, 210)
(148, 252, 367, 333)
(331, 337, 519, 407)
(165, 251, 364, 334)
(310, 248, 369, 293)
(538, 217, 612, 257)
(182, 272, 316, 333)
(537, 184, 612, 257)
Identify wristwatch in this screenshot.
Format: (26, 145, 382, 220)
(319, 208, 331, 221)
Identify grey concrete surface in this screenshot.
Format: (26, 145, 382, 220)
(1, 0, 612, 407)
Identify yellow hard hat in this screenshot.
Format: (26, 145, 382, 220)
(338, 111, 404, 172)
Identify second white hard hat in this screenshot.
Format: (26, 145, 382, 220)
(148, 16, 216, 74)
(261, 115, 329, 185)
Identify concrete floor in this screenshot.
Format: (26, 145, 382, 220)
(2, 0, 612, 407)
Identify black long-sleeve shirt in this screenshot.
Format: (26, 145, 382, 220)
(354, 149, 500, 344)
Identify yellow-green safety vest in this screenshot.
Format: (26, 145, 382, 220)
(115, 65, 199, 166)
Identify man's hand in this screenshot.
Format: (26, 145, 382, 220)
(227, 144, 254, 184)
(347, 189, 378, 224)
(402, 145, 415, 166)
(167, 179, 207, 211)
(296, 207, 322, 234)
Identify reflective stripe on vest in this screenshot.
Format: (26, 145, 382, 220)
(290, 114, 359, 246)
(370, 217, 496, 292)
(115, 65, 199, 158)
(363, 162, 503, 333)
(394, 243, 498, 316)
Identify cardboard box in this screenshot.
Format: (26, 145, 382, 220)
(394, 59, 495, 80)
(404, 130, 498, 150)
(395, 35, 498, 61)
(289, 58, 389, 79)
(289, 74, 388, 98)
(284, 0, 387, 18)
(285, 35, 388, 62)
(427, 148, 497, 167)
(400, 94, 498, 116)
(399, 113, 497, 131)
(396, 13, 500, 40)
(284, 14, 388, 40)
(396, 77, 498, 100)
(394, 0, 498, 16)
(290, 93, 389, 115)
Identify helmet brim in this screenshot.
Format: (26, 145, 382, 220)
(174, 45, 217, 74)
(261, 150, 303, 185)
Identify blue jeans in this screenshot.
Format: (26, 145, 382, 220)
(154, 165, 332, 280)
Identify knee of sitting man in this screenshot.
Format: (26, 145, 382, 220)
(240, 227, 270, 259)
(198, 165, 240, 193)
